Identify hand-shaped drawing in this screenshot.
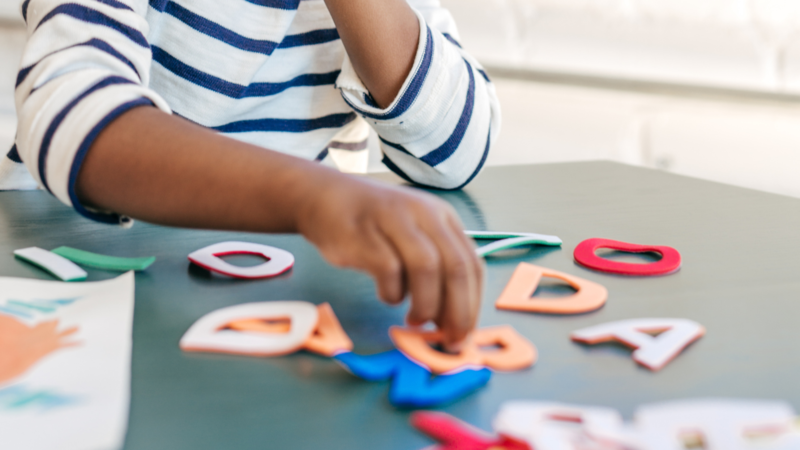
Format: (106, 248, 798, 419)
(0, 315, 79, 385)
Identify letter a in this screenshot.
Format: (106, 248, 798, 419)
(303, 303, 353, 357)
(571, 318, 705, 371)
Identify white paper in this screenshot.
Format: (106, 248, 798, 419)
(0, 272, 135, 450)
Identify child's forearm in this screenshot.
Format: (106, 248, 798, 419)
(76, 106, 483, 349)
(324, 0, 420, 108)
(76, 106, 330, 232)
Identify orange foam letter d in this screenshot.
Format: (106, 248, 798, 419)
(495, 263, 607, 315)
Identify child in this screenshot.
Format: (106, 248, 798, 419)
(10, 0, 501, 350)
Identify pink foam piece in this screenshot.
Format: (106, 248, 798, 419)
(573, 238, 681, 276)
(411, 411, 530, 450)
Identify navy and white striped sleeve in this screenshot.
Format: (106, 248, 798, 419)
(336, 2, 501, 190)
(15, 0, 171, 224)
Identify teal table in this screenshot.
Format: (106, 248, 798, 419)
(2, 162, 798, 449)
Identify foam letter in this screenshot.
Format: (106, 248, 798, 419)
(466, 231, 562, 258)
(632, 399, 800, 450)
(225, 303, 352, 357)
(411, 411, 530, 450)
(571, 318, 705, 371)
(14, 247, 87, 282)
(495, 263, 607, 315)
(390, 325, 537, 374)
(573, 238, 681, 276)
(334, 350, 491, 408)
(302, 303, 353, 357)
(494, 401, 626, 450)
(187, 241, 294, 279)
(180, 301, 318, 356)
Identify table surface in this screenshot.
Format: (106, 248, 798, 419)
(2, 161, 799, 449)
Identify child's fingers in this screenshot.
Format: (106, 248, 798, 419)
(425, 216, 481, 346)
(380, 216, 443, 327)
(299, 180, 481, 344)
(361, 226, 407, 305)
(446, 212, 484, 328)
(324, 223, 405, 305)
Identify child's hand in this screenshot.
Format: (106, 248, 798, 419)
(297, 176, 483, 350)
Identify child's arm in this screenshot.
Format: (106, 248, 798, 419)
(77, 105, 483, 349)
(330, 0, 501, 191)
(324, 0, 420, 108)
(16, 0, 485, 348)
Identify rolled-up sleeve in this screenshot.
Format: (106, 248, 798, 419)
(336, 1, 501, 190)
(15, 0, 171, 224)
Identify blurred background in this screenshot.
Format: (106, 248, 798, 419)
(3, 0, 800, 197)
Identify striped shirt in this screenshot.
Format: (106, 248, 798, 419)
(7, 0, 500, 224)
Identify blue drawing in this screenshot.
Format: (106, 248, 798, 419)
(334, 350, 491, 408)
(0, 298, 80, 319)
(0, 385, 79, 411)
(0, 304, 34, 319)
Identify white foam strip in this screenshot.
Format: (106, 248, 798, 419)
(14, 247, 88, 281)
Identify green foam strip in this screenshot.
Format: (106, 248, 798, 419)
(468, 232, 528, 239)
(475, 236, 563, 258)
(465, 230, 563, 245)
(51, 246, 156, 271)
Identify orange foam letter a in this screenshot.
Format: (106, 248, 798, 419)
(303, 303, 354, 357)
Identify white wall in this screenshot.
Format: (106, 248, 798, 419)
(440, 0, 800, 198)
(0, 0, 23, 24)
(487, 77, 800, 197)
(0, 0, 24, 153)
(442, 0, 800, 95)
(0, 16, 23, 153)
